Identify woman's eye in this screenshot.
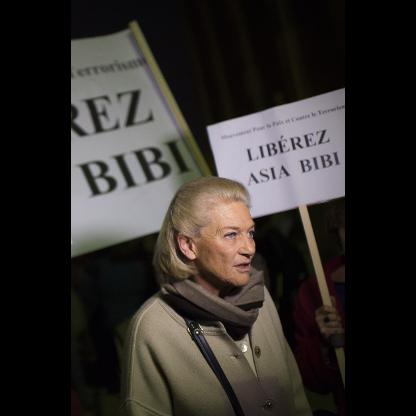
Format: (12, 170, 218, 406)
(225, 232, 237, 239)
(249, 230, 255, 239)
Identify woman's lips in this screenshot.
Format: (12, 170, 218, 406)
(234, 263, 251, 272)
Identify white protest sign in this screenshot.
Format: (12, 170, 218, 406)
(71, 29, 202, 257)
(207, 88, 345, 217)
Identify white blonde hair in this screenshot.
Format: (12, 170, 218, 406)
(153, 176, 250, 284)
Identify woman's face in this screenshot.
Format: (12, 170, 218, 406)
(191, 200, 256, 293)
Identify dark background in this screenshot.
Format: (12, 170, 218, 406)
(71, 0, 344, 170)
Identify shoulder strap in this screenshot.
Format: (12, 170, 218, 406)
(184, 318, 245, 416)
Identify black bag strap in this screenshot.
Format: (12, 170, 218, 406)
(184, 318, 245, 416)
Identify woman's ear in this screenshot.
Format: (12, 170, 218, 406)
(177, 234, 197, 260)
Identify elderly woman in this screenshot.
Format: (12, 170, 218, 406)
(121, 176, 311, 416)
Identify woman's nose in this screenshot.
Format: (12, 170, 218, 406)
(240, 235, 255, 257)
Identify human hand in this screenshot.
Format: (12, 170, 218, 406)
(315, 296, 344, 342)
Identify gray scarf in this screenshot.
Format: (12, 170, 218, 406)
(161, 267, 265, 339)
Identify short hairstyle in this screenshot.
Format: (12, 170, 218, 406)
(153, 176, 250, 284)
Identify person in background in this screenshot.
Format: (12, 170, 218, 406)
(121, 176, 312, 416)
(292, 199, 345, 416)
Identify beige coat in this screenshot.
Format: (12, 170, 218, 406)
(121, 287, 311, 416)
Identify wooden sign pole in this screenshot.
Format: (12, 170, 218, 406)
(128, 20, 212, 177)
(298, 204, 345, 387)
